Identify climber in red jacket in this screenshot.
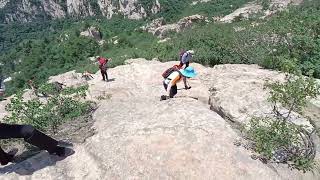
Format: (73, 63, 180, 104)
(97, 56, 112, 81)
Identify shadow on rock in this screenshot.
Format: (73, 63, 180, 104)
(0, 149, 74, 176)
(107, 78, 115, 82)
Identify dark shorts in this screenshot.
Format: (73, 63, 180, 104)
(163, 82, 177, 98)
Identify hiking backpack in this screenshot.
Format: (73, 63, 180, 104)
(179, 50, 186, 61)
(162, 65, 180, 79)
(100, 62, 107, 71)
(98, 57, 108, 71)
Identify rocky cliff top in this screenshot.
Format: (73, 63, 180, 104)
(0, 59, 319, 179)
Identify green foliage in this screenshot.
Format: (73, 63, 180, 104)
(146, 23, 242, 65)
(266, 73, 320, 115)
(61, 85, 88, 98)
(247, 62, 320, 171)
(248, 116, 317, 172)
(38, 83, 61, 96)
(258, 0, 271, 10)
(29, 0, 41, 6)
(248, 116, 300, 159)
(89, 0, 102, 15)
(0, 19, 75, 53)
(138, 0, 156, 16)
(156, 0, 191, 22)
(3, 85, 94, 133)
(234, 1, 320, 78)
(0, 27, 100, 95)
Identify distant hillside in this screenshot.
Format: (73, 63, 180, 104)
(0, 0, 319, 95)
(0, 0, 254, 24)
(0, 0, 161, 23)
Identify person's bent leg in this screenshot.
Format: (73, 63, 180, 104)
(0, 123, 32, 139)
(0, 124, 63, 156)
(0, 124, 70, 158)
(22, 125, 59, 154)
(170, 85, 178, 98)
(100, 70, 105, 81)
(184, 62, 189, 69)
(163, 81, 168, 91)
(172, 85, 178, 96)
(0, 124, 35, 165)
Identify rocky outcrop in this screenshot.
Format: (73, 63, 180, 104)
(0, 0, 161, 23)
(206, 64, 315, 130)
(0, 0, 9, 8)
(220, 0, 304, 23)
(191, 0, 211, 6)
(80, 26, 105, 44)
(142, 14, 208, 38)
(220, 2, 262, 23)
(263, 0, 303, 17)
(118, 0, 146, 20)
(0, 59, 319, 179)
(42, 0, 66, 19)
(97, 0, 116, 18)
(151, 0, 161, 14)
(48, 70, 87, 88)
(67, 0, 94, 17)
(2, 0, 66, 23)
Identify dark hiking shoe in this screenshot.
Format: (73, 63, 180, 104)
(160, 95, 169, 101)
(0, 157, 11, 165)
(0, 149, 17, 165)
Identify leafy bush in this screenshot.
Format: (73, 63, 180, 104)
(61, 84, 89, 98)
(248, 116, 301, 159)
(247, 62, 320, 171)
(156, 0, 191, 22)
(3, 85, 94, 134)
(38, 83, 61, 96)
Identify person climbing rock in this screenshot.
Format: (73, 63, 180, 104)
(178, 50, 194, 69)
(161, 66, 197, 101)
(0, 123, 73, 166)
(97, 56, 111, 82)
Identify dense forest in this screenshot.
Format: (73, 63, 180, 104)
(0, 0, 319, 95)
